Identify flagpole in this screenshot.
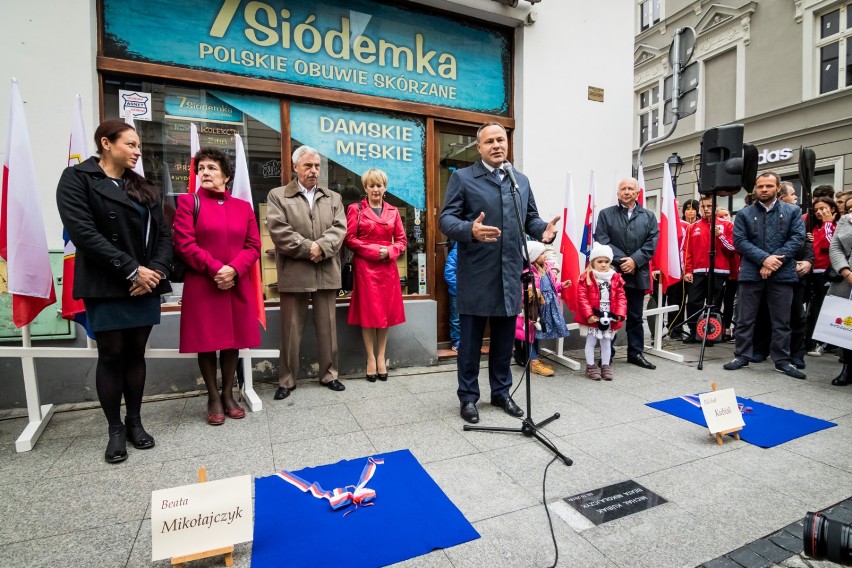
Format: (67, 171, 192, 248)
(15, 325, 55, 452)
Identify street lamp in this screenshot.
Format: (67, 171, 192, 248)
(666, 152, 684, 192)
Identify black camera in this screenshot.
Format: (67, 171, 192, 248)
(804, 511, 852, 564)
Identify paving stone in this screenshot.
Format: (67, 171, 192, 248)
(769, 528, 804, 553)
(728, 546, 773, 568)
(701, 556, 742, 568)
(747, 538, 794, 564)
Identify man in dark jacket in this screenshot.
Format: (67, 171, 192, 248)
(440, 122, 559, 424)
(595, 178, 659, 369)
(723, 172, 806, 378)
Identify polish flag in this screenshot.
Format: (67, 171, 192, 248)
(61, 95, 92, 336)
(232, 133, 266, 330)
(0, 79, 56, 327)
(652, 164, 682, 292)
(579, 171, 596, 262)
(636, 165, 646, 207)
(559, 173, 582, 311)
(123, 109, 145, 177)
(187, 123, 200, 194)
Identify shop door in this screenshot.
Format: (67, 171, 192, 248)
(434, 125, 479, 349)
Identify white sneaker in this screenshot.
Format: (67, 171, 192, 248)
(807, 343, 825, 357)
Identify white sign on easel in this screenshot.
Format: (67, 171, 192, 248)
(151, 475, 253, 561)
(699, 388, 745, 435)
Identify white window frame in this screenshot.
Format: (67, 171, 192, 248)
(801, 0, 852, 99)
(637, 82, 662, 146)
(639, 0, 663, 32)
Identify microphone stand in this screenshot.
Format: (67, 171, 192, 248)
(463, 164, 573, 467)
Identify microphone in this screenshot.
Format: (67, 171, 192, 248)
(502, 162, 520, 191)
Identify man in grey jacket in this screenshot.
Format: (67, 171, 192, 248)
(267, 146, 348, 399)
(723, 171, 806, 378)
(595, 178, 659, 369)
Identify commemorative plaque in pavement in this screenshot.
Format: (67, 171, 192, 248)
(563, 480, 667, 525)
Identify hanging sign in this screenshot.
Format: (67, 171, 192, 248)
(290, 102, 426, 209)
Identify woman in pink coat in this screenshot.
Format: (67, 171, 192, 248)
(344, 168, 407, 382)
(173, 148, 261, 425)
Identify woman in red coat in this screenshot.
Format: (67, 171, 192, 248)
(344, 169, 407, 382)
(173, 148, 261, 424)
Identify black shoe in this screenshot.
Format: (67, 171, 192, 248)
(274, 386, 293, 400)
(377, 373, 388, 382)
(668, 330, 686, 341)
(491, 396, 524, 417)
(460, 401, 479, 424)
(124, 415, 155, 450)
(627, 353, 656, 370)
(105, 425, 128, 464)
(791, 358, 806, 370)
(682, 336, 700, 344)
(366, 374, 378, 383)
(723, 356, 749, 370)
(323, 379, 346, 391)
(750, 354, 768, 363)
(775, 363, 806, 380)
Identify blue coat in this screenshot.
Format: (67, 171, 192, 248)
(733, 200, 804, 283)
(444, 243, 458, 297)
(440, 161, 548, 317)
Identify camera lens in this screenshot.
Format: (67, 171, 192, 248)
(804, 511, 852, 564)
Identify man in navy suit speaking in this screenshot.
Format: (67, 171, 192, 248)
(440, 123, 559, 424)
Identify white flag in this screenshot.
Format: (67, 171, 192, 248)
(1, 79, 56, 327)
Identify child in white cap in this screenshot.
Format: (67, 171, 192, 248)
(515, 241, 571, 376)
(574, 242, 627, 380)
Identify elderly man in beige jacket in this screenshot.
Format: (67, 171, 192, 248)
(267, 146, 347, 399)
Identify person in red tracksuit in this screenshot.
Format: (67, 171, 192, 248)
(683, 195, 735, 343)
(806, 196, 839, 354)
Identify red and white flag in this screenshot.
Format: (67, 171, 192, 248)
(232, 133, 267, 330)
(559, 173, 582, 312)
(187, 123, 200, 194)
(579, 171, 596, 261)
(61, 95, 91, 335)
(653, 164, 682, 292)
(636, 165, 646, 207)
(0, 79, 56, 327)
(123, 109, 144, 177)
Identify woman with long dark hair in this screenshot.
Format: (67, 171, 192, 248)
(57, 119, 172, 463)
(806, 196, 840, 356)
(173, 148, 261, 424)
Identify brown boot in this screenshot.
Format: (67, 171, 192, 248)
(600, 364, 614, 381)
(531, 359, 555, 377)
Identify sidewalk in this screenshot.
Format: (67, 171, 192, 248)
(1, 340, 851, 567)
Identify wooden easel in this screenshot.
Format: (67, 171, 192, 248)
(710, 381, 742, 446)
(171, 467, 235, 568)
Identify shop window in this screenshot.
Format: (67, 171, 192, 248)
(816, 3, 852, 94)
(638, 84, 660, 146)
(289, 102, 427, 296)
(640, 0, 662, 31)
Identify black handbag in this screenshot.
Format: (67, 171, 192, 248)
(169, 193, 200, 283)
(340, 203, 362, 294)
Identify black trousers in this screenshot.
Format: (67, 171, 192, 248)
(722, 279, 738, 330)
(624, 287, 647, 356)
(734, 281, 794, 365)
(457, 314, 515, 403)
(789, 283, 807, 360)
(666, 280, 688, 334)
(805, 272, 830, 350)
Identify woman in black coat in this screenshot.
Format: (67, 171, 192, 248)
(56, 119, 172, 464)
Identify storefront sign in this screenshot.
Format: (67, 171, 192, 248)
(290, 102, 425, 208)
(165, 93, 244, 123)
(103, 0, 511, 115)
(757, 147, 793, 165)
(151, 475, 253, 561)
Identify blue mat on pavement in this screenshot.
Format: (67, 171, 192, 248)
(646, 395, 836, 448)
(251, 449, 479, 568)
